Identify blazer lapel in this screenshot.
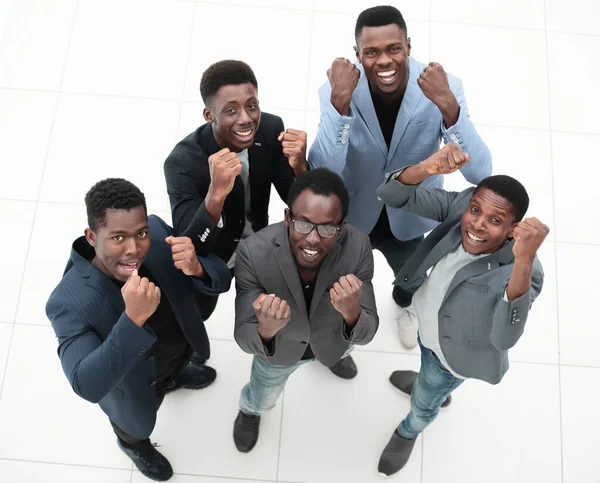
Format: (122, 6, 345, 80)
(387, 57, 424, 164)
(441, 239, 516, 306)
(413, 223, 463, 278)
(71, 243, 125, 314)
(274, 227, 309, 321)
(353, 64, 388, 159)
(309, 238, 342, 318)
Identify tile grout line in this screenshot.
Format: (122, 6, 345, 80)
(302, 1, 317, 132)
(542, 2, 565, 482)
(169, 0, 199, 213)
(0, 0, 81, 402)
(275, 387, 286, 481)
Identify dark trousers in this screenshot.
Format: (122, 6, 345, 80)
(111, 351, 193, 447)
(368, 210, 426, 307)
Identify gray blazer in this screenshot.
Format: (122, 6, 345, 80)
(378, 174, 544, 384)
(234, 222, 379, 367)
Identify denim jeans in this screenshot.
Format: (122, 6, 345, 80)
(240, 355, 313, 416)
(397, 340, 464, 439)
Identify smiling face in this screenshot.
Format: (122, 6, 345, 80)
(203, 82, 261, 152)
(355, 23, 411, 100)
(461, 188, 518, 255)
(285, 189, 345, 271)
(84, 206, 150, 282)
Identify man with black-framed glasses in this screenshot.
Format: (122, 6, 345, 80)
(231, 168, 379, 453)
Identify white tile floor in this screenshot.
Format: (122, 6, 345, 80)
(0, 0, 597, 482)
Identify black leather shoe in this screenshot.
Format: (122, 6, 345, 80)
(233, 410, 261, 453)
(389, 370, 452, 408)
(378, 430, 417, 477)
(174, 362, 217, 390)
(117, 439, 173, 481)
(329, 355, 358, 379)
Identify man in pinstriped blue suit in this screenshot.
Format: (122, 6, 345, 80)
(45, 178, 231, 481)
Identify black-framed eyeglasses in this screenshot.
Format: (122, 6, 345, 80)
(287, 210, 342, 239)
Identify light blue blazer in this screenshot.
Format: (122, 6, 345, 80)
(308, 57, 492, 240)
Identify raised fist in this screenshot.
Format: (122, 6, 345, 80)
(420, 143, 469, 176)
(208, 148, 243, 199)
(122, 269, 161, 327)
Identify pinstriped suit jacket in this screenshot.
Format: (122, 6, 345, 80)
(45, 215, 231, 439)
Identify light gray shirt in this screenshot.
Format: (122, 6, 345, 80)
(227, 149, 254, 268)
(411, 244, 485, 378)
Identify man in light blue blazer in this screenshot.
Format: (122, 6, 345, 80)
(308, 5, 492, 348)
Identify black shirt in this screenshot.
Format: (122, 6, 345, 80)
(301, 280, 316, 360)
(371, 86, 403, 149)
(113, 265, 192, 390)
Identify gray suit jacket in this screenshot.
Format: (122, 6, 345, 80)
(378, 174, 544, 384)
(234, 222, 379, 366)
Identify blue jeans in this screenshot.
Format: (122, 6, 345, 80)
(397, 340, 464, 439)
(240, 356, 313, 416)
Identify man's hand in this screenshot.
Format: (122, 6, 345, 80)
(398, 143, 470, 185)
(253, 294, 291, 342)
(207, 148, 243, 200)
(417, 62, 460, 127)
(278, 128, 308, 175)
(122, 269, 161, 327)
(422, 143, 469, 175)
(512, 218, 550, 264)
(327, 58, 360, 116)
(330, 274, 363, 327)
(165, 236, 205, 278)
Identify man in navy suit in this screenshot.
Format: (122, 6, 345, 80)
(46, 178, 231, 481)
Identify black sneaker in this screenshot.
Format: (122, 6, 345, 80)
(378, 430, 417, 477)
(329, 355, 358, 379)
(389, 370, 452, 408)
(117, 439, 173, 481)
(233, 410, 261, 453)
(164, 362, 217, 395)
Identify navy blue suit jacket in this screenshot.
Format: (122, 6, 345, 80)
(46, 215, 231, 439)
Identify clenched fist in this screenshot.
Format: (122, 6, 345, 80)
(122, 269, 161, 327)
(278, 128, 308, 171)
(327, 58, 360, 116)
(166, 236, 205, 278)
(512, 218, 550, 263)
(330, 274, 363, 327)
(254, 293, 291, 342)
(417, 62, 460, 126)
(420, 143, 469, 176)
(208, 148, 243, 200)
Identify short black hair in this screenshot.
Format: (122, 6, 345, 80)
(287, 168, 349, 222)
(474, 175, 529, 222)
(200, 60, 258, 106)
(355, 5, 407, 44)
(85, 178, 147, 231)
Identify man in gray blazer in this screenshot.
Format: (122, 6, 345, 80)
(375, 144, 549, 477)
(232, 168, 379, 453)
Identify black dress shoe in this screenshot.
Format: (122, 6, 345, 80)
(233, 410, 261, 453)
(329, 355, 358, 379)
(117, 439, 173, 481)
(378, 430, 417, 477)
(389, 370, 452, 408)
(174, 362, 217, 391)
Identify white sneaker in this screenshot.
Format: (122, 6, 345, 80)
(395, 305, 418, 349)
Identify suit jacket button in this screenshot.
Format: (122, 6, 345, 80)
(150, 381, 156, 387)
(404, 277, 408, 282)
(301, 341, 307, 345)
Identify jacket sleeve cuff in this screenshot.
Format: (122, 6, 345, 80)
(110, 313, 157, 362)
